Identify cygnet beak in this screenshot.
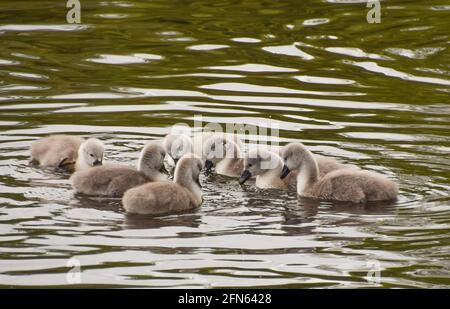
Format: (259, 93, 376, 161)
(160, 164, 169, 175)
(204, 160, 214, 173)
(239, 169, 252, 185)
(280, 165, 290, 179)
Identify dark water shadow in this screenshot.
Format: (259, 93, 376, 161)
(71, 193, 123, 212)
(298, 197, 399, 216)
(124, 212, 202, 229)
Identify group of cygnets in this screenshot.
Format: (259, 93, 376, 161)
(29, 131, 398, 216)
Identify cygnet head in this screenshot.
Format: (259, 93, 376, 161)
(163, 134, 193, 165)
(203, 135, 239, 173)
(279, 142, 311, 179)
(239, 148, 279, 185)
(138, 142, 168, 181)
(78, 138, 105, 169)
(175, 154, 203, 186)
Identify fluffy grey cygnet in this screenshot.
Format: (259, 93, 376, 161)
(280, 142, 398, 203)
(122, 154, 203, 216)
(30, 135, 104, 172)
(70, 142, 167, 197)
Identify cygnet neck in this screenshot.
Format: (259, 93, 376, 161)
(296, 147, 320, 194)
(139, 164, 166, 181)
(174, 162, 202, 205)
(75, 144, 90, 171)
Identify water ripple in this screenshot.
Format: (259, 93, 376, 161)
(0, 0, 448, 289)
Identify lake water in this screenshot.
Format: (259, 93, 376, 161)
(0, 0, 449, 288)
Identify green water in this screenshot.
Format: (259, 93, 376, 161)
(0, 0, 449, 288)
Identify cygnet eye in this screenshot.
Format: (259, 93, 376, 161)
(248, 163, 252, 167)
(90, 154, 94, 157)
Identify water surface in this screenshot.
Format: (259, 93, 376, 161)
(0, 0, 449, 288)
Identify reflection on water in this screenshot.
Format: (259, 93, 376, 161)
(0, 0, 449, 288)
